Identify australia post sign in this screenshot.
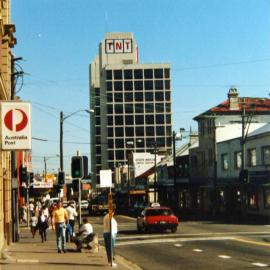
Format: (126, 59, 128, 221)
(1, 102, 31, 150)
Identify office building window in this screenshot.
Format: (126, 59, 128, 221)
(155, 92, 164, 101)
(115, 115, 123, 125)
(248, 148, 256, 167)
(154, 69, 163, 78)
(221, 153, 229, 170)
(145, 80, 153, 90)
(135, 92, 144, 102)
(108, 151, 114, 160)
(165, 80, 170, 90)
(107, 105, 113, 114)
(114, 81, 123, 91)
(234, 151, 242, 169)
(115, 139, 124, 148)
(125, 127, 134, 136)
(96, 146, 101, 155)
(125, 104, 133, 114)
(134, 80, 143, 90)
(114, 93, 123, 102)
(106, 70, 112, 80)
(136, 126, 144, 136)
(155, 80, 163, 90)
(164, 68, 170, 78)
(165, 91, 170, 101)
(134, 69, 143, 79)
(114, 104, 123, 114)
(116, 150, 124, 160)
(107, 93, 113, 102)
(115, 127, 124, 137)
(155, 114, 164, 124)
(145, 92, 153, 101)
(108, 128, 114, 137)
(262, 146, 270, 165)
(146, 115, 154, 124)
(114, 70, 122, 80)
(108, 139, 114, 148)
(146, 126, 155, 136)
(135, 104, 143, 113)
(124, 81, 133, 91)
(125, 115, 134, 125)
(166, 115, 171, 124)
(145, 103, 154, 113)
(144, 69, 153, 79)
(124, 69, 133, 79)
(107, 82, 112, 91)
(125, 92, 133, 102)
(135, 115, 144, 125)
(156, 126, 165, 136)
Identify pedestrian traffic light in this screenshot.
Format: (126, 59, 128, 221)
(72, 178, 80, 192)
(239, 169, 249, 184)
(20, 166, 28, 184)
(58, 171, 65, 186)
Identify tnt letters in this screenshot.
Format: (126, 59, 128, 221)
(105, 39, 132, 54)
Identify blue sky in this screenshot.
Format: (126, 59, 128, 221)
(12, 0, 270, 174)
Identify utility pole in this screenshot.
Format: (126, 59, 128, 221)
(60, 111, 64, 172)
(154, 142, 157, 202)
(173, 131, 178, 209)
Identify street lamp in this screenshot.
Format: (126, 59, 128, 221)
(59, 109, 93, 172)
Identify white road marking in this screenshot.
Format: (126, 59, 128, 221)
(218, 255, 231, 259)
(193, 249, 203, 252)
(17, 259, 39, 263)
(116, 236, 235, 246)
(252, 262, 269, 267)
(174, 244, 183, 247)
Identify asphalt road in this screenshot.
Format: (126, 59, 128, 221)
(89, 215, 270, 270)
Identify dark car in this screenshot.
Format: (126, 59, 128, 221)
(137, 203, 179, 233)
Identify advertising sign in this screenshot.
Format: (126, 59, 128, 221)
(100, 169, 112, 188)
(1, 102, 31, 150)
(105, 39, 132, 54)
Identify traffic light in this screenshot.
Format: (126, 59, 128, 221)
(239, 169, 249, 184)
(71, 156, 88, 178)
(20, 166, 28, 184)
(29, 172, 34, 184)
(72, 178, 80, 192)
(58, 171, 65, 186)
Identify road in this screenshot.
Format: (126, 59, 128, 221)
(89, 214, 270, 270)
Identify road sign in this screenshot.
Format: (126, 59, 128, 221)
(1, 102, 31, 150)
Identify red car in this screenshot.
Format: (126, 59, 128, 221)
(137, 204, 179, 233)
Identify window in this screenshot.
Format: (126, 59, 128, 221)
(144, 80, 153, 90)
(145, 92, 153, 101)
(114, 70, 122, 80)
(221, 153, 229, 171)
(134, 69, 143, 79)
(146, 126, 155, 136)
(135, 92, 144, 102)
(114, 104, 123, 114)
(155, 92, 164, 101)
(124, 69, 133, 79)
(134, 80, 143, 90)
(165, 91, 170, 101)
(155, 80, 163, 90)
(107, 93, 113, 102)
(108, 139, 114, 148)
(165, 80, 170, 90)
(248, 148, 256, 167)
(115, 115, 123, 125)
(125, 92, 133, 102)
(135, 104, 143, 113)
(146, 115, 154, 124)
(154, 69, 163, 78)
(114, 93, 123, 102)
(155, 114, 164, 124)
(156, 126, 165, 136)
(106, 70, 112, 80)
(125, 104, 133, 114)
(114, 81, 123, 91)
(248, 191, 258, 210)
(155, 103, 164, 113)
(264, 189, 270, 209)
(116, 150, 124, 160)
(115, 139, 124, 148)
(136, 126, 144, 136)
(107, 82, 112, 91)
(164, 68, 170, 78)
(135, 115, 144, 125)
(125, 115, 134, 125)
(125, 127, 134, 136)
(124, 81, 133, 91)
(108, 128, 114, 137)
(234, 151, 242, 169)
(115, 127, 124, 137)
(262, 146, 270, 165)
(107, 116, 113, 126)
(144, 69, 153, 79)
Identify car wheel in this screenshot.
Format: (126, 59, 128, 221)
(171, 226, 177, 233)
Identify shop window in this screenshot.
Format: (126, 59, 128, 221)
(248, 191, 259, 210)
(264, 189, 270, 209)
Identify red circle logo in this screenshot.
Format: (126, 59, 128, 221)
(4, 109, 28, 132)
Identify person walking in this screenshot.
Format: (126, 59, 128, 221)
(52, 201, 68, 253)
(38, 209, 49, 243)
(30, 213, 38, 238)
(103, 209, 118, 266)
(66, 202, 77, 239)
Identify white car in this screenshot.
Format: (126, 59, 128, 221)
(80, 200, 89, 210)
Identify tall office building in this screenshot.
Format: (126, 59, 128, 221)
(89, 33, 172, 186)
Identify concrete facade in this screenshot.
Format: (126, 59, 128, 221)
(89, 33, 172, 187)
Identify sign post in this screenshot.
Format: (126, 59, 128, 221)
(100, 170, 113, 267)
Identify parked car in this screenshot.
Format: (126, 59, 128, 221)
(137, 203, 179, 233)
(80, 200, 89, 210)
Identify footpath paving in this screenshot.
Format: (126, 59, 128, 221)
(0, 225, 139, 270)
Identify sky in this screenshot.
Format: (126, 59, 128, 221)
(12, 0, 270, 174)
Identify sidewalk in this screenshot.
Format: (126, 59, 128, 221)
(0, 226, 136, 270)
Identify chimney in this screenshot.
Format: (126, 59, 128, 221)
(228, 87, 239, 110)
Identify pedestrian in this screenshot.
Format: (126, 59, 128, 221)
(38, 209, 49, 243)
(66, 202, 77, 239)
(29, 201, 35, 217)
(30, 212, 38, 238)
(103, 208, 118, 267)
(49, 203, 56, 228)
(74, 217, 94, 252)
(52, 200, 68, 253)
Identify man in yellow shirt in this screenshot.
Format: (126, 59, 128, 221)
(52, 200, 68, 253)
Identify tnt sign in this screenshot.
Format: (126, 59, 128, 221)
(105, 39, 132, 54)
(1, 102, 32, 150)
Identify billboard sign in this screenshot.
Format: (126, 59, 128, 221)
(105, 39, 132, 54)
(1, 102, 31, 150)
(100, 169, 112, 188)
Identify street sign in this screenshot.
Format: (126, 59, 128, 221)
(1, 102, 31, 150)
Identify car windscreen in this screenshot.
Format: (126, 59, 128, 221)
(145, 209, 173, 216)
